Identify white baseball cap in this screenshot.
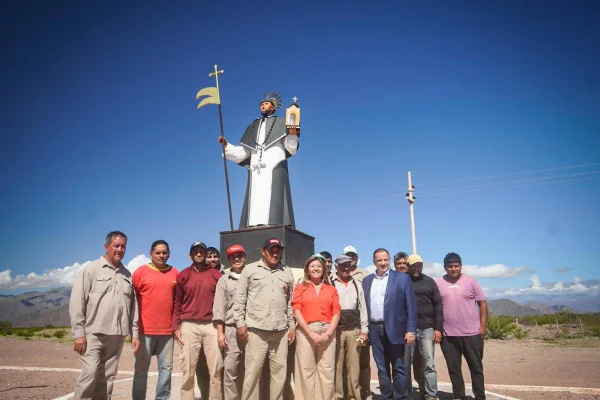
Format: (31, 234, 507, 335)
(342, 245, 358, 255)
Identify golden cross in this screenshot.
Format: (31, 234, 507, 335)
(208, 64, 224, 78)
(208, 64, 224, 91)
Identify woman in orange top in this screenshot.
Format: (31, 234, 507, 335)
(292, 254, 341, 400)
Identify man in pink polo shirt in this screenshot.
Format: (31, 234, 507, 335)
(435, 253, 488, 400)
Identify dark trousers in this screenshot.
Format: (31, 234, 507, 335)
(369, 324, 408, 400)
(440, 335, 486, 400)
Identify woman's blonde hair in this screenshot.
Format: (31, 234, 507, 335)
(302, 255, 331, 286)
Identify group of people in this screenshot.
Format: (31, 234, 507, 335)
(69, 231, 488, 400)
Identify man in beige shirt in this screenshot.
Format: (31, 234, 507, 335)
(232, 238, 296, 400)
(213, 244, 247, 400)
(332, 254, 369, 400)
(69, 231, 140, 400)
(343, 245, 372, 400)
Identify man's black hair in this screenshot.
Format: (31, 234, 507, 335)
(206, 247, 221, 257)
(393, 251, 409, 262)
(444, 252, 462, 266)
(151, 240, 170, 252)
(372, 248, 390, 259)
(319, 251, 332, 260)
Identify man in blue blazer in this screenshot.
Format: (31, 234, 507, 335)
(363, 248, 417, 400)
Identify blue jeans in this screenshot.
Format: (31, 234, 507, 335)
(369, 323, 408, 400)
(410, 328, 438, 399)
(132, 334, 174, 400)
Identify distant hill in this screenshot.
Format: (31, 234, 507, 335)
(0, 287, 71, 327)
(487, 299, 540, 316)
(524, 301, 586, 314)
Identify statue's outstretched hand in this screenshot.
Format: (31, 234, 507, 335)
(218, 136, 228, 146)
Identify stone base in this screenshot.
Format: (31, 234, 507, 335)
(219, 225, 314, 270)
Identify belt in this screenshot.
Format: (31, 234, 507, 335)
(337, 324, 360, 330)
(370, 320, 384, 325)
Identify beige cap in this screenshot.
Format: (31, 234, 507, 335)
(407, 254, 423, 265)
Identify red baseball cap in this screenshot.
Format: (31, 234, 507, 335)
(227, 244, 246, 256)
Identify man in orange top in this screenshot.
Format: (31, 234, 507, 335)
(132, 240, 179, 400)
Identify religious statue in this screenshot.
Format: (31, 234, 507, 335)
(218, 91, 300, 229)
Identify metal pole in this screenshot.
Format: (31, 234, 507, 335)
(407, 170, 417, 254)
(217, 103, 234, 231)
(210, 65, 234, 231)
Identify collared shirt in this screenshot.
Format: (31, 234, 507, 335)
(350, 267, 369, 284)
(332, 276, 369, 334)
(292, 282, 341, 324)
(232, 259, 295, 331)
(213, 269, 242, 326)
(369, 270, 390, 322)
(69, 256, 138, 339)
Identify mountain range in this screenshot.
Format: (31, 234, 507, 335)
(0, 287, 594, 327)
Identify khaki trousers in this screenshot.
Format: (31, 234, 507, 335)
(73, 334, 125, 400)
(223, 325, 245, 400)
(180, 321, 223, 400)
(241, 328, 288, 400)
(335, 327, 362, 400)
(294, 322, 336, 400)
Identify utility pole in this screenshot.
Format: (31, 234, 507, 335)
(406, 170, 417, 255)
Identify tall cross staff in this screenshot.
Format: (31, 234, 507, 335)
(197, 65, 234, 230)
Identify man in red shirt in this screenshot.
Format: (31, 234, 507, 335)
(132, 240, 179, 400)
(173, 242, 224, 400)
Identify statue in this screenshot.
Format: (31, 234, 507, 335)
(218, 91, 300, 229)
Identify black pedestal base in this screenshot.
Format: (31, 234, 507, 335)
(219, 225, 314, 269)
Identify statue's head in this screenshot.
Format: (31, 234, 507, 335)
(260, 101, 275, 117)
(260, 90, 283, 116)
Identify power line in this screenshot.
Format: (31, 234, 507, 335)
(417, 176, 600, 198)
(416, 170, 600, 196)
(418, 162, 600, 186)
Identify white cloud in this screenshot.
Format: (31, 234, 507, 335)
(486, 274, 600, 297)
(422, 262, 529, 279)
(0, 255, 151, 291)
(126, 255, 151, 273)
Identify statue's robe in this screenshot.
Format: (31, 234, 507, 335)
(224, 115, 298, 229)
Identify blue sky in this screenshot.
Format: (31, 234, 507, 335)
(1, 1, 599, 303)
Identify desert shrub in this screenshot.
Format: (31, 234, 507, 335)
(53, 330, 67, 339)
(0, 320, 12, 333)
(486, 316, 515, 340)
(512, 326, 528, 339)
(586, 325, 600, 337)
(42, 333, 52, 338)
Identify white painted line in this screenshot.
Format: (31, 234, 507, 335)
(485, 383, 600, 394)
(0, 365, 183, 377)
(3, 366, 598, 398)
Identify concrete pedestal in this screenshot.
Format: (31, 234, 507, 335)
(219, 225, 314, 269)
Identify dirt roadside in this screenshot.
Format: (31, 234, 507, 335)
(0, 337, 599, 399)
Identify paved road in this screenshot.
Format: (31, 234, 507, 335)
(54, 374, 518, 400)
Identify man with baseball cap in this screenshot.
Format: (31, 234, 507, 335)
(406, 254, 443, 400)
(331, 254, 369, 400)
(342, 245, 372, 399)
(233, 238, 296, 400)
(173, 241, 224, 400)
(213, 244, 248, 400)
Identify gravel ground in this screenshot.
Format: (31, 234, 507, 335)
(0, 370, 78, 400)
